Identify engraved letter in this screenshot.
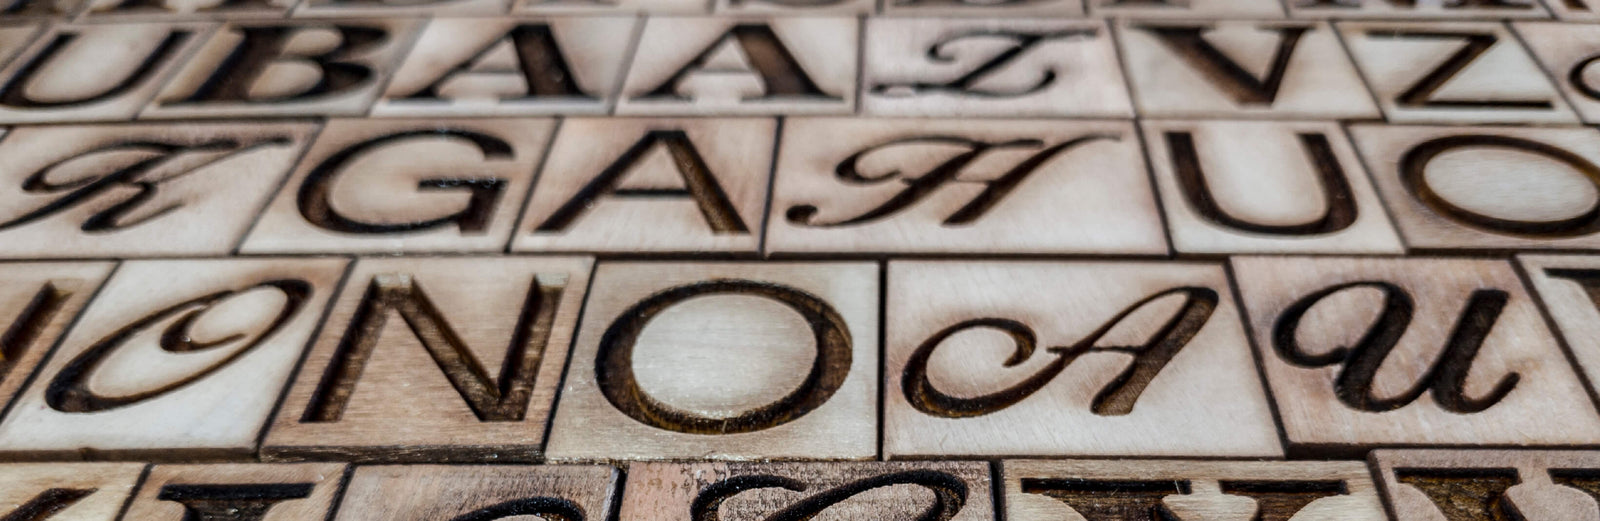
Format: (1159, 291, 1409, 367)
(448, 497, 585, 521)
(1021, 478, 1189, 521)
(0, 28, 192, 108)
(1369, 30, 1551, 109)
(296, 130, 512, 235)
(157, 484, 314, 521)
(1165, 131, 1357, 235)
(871, 30, 1097, 98)
(691, 471, 966, 521)
(1138, 24, 1308, 105)
(1393, 468, 1524, 521)
(641, 24, 839, 102)
(398, 24, 590, 102)
(534, 130, 746, 234)
(1401, 135, 1600, 238)
(0, 488, 94, 521)
(177, 25, 387, 104)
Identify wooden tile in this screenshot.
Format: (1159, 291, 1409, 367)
(0, 0, 83, 16)
(263, 256, 590, 462)
(544, 262, 878, 461)
(878, 0, 1081, 17)
(884, 261, 1282, 458)
(1515, 255, 1600, 411)
(764, 118, 1167, 255)
(1142, 120, 1403, 254)
(1089, 0, 1285, 18)
(512, 0, 707, 15)
(1339, 22, 1577, 124)
(122, 463, 346, 521)
(294, 0, 504, 17)
(0, 22, 210, 123)
(1118, 21, 1379, 119)
(0, 463, 144, 520)
(371, 16, 638, 117)
(333, 465, 617, 521)
(860, 19, 1132, 118)
(1002, 459, 1388, 521)
(1230, 256, 1600, 456)
(1348, 124, 1600, 251)
(1286, 0, 1548, 19)
(615, 17, 857, 116)
(1515, 22, 1600, 125)
(511, 118, 774, 254)
(1545, 0, 1600, 20)
(712, 0, 870, 14)
(1372, 450, 1600, 520)
(0, 262, 113, 420)
(621, 461, 992, 521)
(142, 19, 420, 119)
(239, 118, 555, 254)
(0, 257, 346, 460)
(0, 122, 315, 258)
(80, 0, 297, 20)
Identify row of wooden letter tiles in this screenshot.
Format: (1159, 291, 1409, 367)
(4, 451, 1599, 520)
(0, 255, 1595, 462)
(2, 16, 1600, 123)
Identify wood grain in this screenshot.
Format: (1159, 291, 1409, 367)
(0, 463, 145, 521)
(1514, 22, 1600, 124)
(264, 256, 592, 462)
(332, 465, 617, 521)
(0, 22, 208, 123)
(1372, 449, 1600, 521)
(621, 461, 992, 521)
(121, 463, 347, 521)
(0, 262, 114, 415)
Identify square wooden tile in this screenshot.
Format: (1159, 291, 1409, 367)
(0, 122, 315, 258)
(1230, 256, 1600, 456)
(1143, 120, 1403, 254)
(0, 22, 211, 123)
(615, 17, 857, 116)
(512, 0, 707, 14)
(1372, 450, 1600, 520)
(333, 465, 617, 521)
(1286, 0, 1548, 18)
(765, 118, 1167, 255)
(239, 118, 555, 254)
(1339, 22, 1577, 124)
(1515, 22, 1600, 124)
(0, 262, 113, 424)
(713, 0, 871, 14)
(622, 461, 992, 521)
(142, 19, 420, 119)
(511, 118, 774, 254)
(122, 463, 347, 521)
(264, 256, 591, 463)
(294, 0, 505, 17)
(0, 257, 346, 460)
(861, 19, 1132, 118)
(1089, 0, 1285, 18)
(884, 261, 1282, 458)
(0, 0, 83, 16)
(1002, 459, 1388, 521)
(1546, 0, 1600, 20)
(544, 262, 878, 461)
(1119, 21, 1379, 119)
(80, 0, 298, 19)
(878, 0, 1081, 16)
(0, 463, 145, 520)
(1515, 254, 1600, 410)
(371, 16, 638, 117)
(1348, 124, 1600, 251)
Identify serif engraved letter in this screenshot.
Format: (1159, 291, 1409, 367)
(1393, 468, 1524, 521)
(534, 130, 746, 233)
(690, 471, 967, 521)
(296, 130, 513, 235)
(903, 287, 1218, 418)
(595, 280, 851, 434)
(640, 24, 839, 102)
(0, 28, 192, 108)
(399, 24, 591, 102)
(157, 483, 314, 521)
(448, 497, 585, 521)
(1021, 478, 1189, 521)
(0, 488, 94, 521)
(46, 279, 310, 413)
(177, 25, 387, 104)
(1166, 131, 1357, 235)
(1272, 281, 1518, 413)
(1369, 30, 1551, 109)
(1140, 24, 1308, 105)
(302, 273, 566, 422)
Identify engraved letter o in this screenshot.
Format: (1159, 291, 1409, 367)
(1401, 134, 1600, 238)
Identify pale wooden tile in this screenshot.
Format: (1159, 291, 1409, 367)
(1348, 124, 1600, 251)
(0, 262, 113, 422)
(0, 23, 42, 64)
(879, 0, 1081, 17)
(239, 118, 554, 254)
(884, 260, 1282, 458)
(1119, 20, 1379, 119)
(622, 461, 992, 521)
(861, 19, 1132, 118)
(712, 0, 870, 14)
(122, 463, 347, 521)
(1143, 120, 1404, 254)
(1089, 0, 1284, 18)
(0, 122, 315, 258)
(294, 0, 505, 16)
(142, 19, 420, 119)
(1545, 0, 1600, 20)
(511, 118, 773, 254)
(0, 463, 144, 520)
(1231, 256, 1600, 456)
(512, 0, 706, 15)
(1515, 255, 1600, 414)
(544, 262, 878, 461)
(1515, 22, 1600, 124)
(334, 465, 618, 521)
(0, 0, 83, 16)
(765, 118, 1166, 255)
(0, 22, 212, 123)
(0, 257, 346, 460)
(1339, 21, 1576, 124)
(263, 256, 591, 462)
(1286, 0, 1549, 18)
(1372, 450, 1600, 521)
(372, 16, 638, 117)
(80, 0, 298, 20)
(615, 17, 857, 116)
(1002, 460, 1387, 521)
